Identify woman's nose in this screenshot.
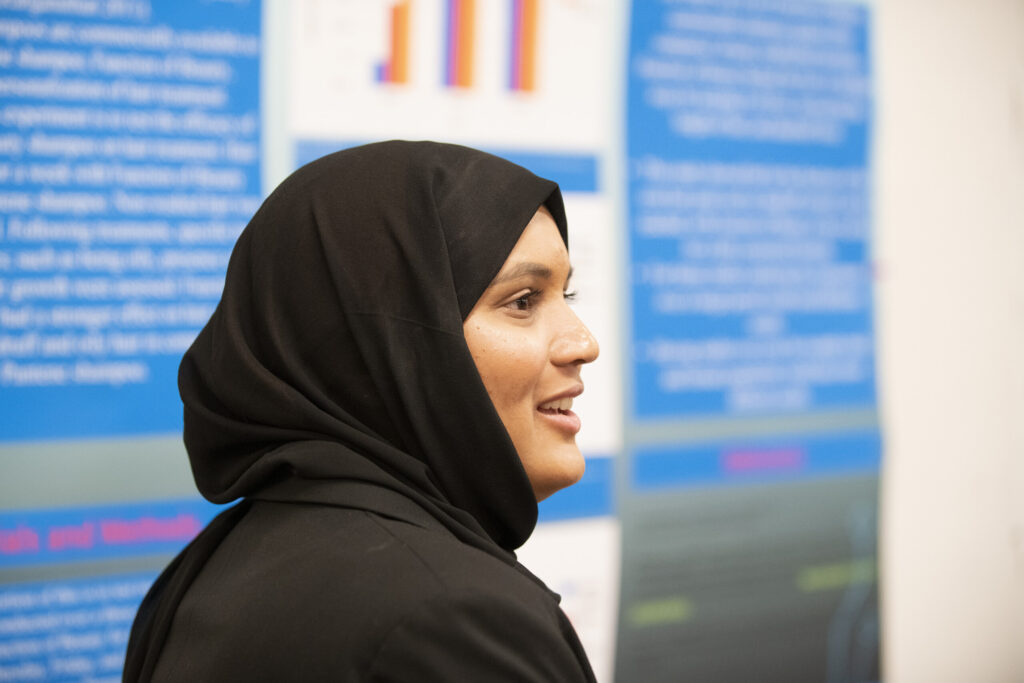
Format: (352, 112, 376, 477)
(552, 309, 599, 366)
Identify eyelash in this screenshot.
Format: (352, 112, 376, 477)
(508, 289, 577, 312)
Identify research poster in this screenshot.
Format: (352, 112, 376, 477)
(1, 1, 878, 681)
(618, 1, 879, 681)
(0, 1, 261, 441)
(0, 1, 259, 679)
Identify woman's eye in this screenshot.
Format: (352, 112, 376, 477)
(506, 290, 539, 312)
(563, 289, 578, 303)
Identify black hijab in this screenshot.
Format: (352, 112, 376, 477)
(178, 140, 568, 552)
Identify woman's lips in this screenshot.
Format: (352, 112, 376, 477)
(537, 406, 582, 435)
(537, 387, 584, 434)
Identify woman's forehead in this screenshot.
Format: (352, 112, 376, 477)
(498, 212, 569, 274)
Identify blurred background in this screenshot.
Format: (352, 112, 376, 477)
(0, 0, 1020, 681)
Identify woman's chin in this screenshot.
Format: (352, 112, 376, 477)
(530, 445, 586, 502)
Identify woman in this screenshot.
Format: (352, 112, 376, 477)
(123, 141, 600, 681)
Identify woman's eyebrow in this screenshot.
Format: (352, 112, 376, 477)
(489, 262, 553, 285)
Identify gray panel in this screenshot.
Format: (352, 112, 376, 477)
(615, 474, 879, 683)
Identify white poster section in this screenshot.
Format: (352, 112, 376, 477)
(270, 1, 624, 680)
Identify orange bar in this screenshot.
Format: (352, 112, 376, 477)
(391, 1, 410, 83)
(456, 0, 475, 88)
(519, 0, 538, 91)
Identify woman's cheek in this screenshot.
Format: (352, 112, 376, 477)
(488, 334, 540, 402)
(496, 333, 547, 406)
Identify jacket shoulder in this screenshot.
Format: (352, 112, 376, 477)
(151, 500, 588, 681)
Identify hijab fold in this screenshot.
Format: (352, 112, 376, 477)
(178, 140, 568, 551)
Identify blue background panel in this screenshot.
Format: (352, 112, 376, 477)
(632, 430, 881, 492)
(0, 0, 262, 443)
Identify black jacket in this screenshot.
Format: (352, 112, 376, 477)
(131, 488, 594, 681)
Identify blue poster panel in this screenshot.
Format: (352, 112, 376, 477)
(0, 498, 223, 569)
(295, 140, 601, 194)
(0, 572, 155, 682)
(0, 498, 224, 681)
(628, 0, 873, 419)
(632, 429, 881, 491)
(0, 1, 261, 441)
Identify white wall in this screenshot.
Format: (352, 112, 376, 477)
(875, 0, 1024, 680)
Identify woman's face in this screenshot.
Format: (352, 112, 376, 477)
(463, 207, 599, 501)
